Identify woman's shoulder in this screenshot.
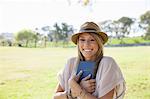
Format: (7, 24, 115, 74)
(65, 57, 77, 74)
(67, 57, 77, 63)
(101, 56, 115, 63)
(65, 57, 78, 69)
(98, 56, 119, 73)
(100, 56, 120, 70)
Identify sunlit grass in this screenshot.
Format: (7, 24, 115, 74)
(109, 37, 150, 45)
(0, 46, 150, 99)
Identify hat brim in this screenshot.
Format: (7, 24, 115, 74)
(71, 32, 108, 45)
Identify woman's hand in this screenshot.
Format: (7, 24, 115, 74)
(80, 74, 96, 93)
(68, 71, 83, 97)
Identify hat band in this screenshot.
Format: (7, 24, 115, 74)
(79, 28, 100, 33)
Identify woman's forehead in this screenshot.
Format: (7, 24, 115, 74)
(79, 33, 94, 38)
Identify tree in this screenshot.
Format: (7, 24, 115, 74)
(53, 22, 74, 47)
(100, 20, 114, 44)
(100, 20, 113, 36)
(112, 20, 121, 39)
(100, 20, 122, 40)
(61, 22, 74, 47)
(117, 17, 134, 44)
(0, 34, 5, 46)
(118, 17, 134, 36)
(41, 26, 53, 42)
(144, 26, 150, 40)
(140, 10, 150, 40)
(53, 23, 62, 44)
(15, 29, 36, 47)
(33, 32, 40, 48)
(140, 10, 150, 25)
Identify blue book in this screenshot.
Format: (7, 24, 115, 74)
(76, 61, 96, 81)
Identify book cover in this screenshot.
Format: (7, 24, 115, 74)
(76, 61, 96, 81)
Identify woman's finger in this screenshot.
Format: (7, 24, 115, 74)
(90, 82, 96, 87)
(89, 79, 96, 83)
(82, 74, 91, 81)
(77, 70, 83, 77)
(75, 70, 83, 81)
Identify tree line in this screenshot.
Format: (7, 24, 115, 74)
(15, 22, 74, 47)
(0, 10, 150, 47)
(101, 11, 150, 41)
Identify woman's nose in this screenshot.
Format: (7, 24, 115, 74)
(84, 40, 91, 45)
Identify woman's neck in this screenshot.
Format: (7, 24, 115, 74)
(85, 57, 96, 61)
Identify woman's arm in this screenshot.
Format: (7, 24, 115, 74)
(53, 83, 114, 99)
(78, 88, 114, 99)
(100, 89, 114, 99)
(53, 83, 68, 99)
(69, 74, 114, 99)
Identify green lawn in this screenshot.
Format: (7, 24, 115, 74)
(0, 46, 150, 99)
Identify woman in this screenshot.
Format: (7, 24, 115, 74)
(53, 22, 126, 99)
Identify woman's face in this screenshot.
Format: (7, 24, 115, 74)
(78, 33, 98, 61)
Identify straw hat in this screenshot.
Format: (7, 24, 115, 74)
(71, 22, 108, 44)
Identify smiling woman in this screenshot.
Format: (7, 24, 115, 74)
(78, 33, 99, 61)
(53, 22, 126, 99)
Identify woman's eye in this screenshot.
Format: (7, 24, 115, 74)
(90, 39, 95, 41)
(79, 39, 85, 41)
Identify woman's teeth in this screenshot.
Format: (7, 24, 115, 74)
(84, 49, 92, 52)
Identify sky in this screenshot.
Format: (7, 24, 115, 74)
(0, 0, 150, 33)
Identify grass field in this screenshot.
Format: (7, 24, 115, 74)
(0, 46, 150, 99)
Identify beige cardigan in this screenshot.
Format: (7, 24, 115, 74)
(58, 56, 126, 99)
